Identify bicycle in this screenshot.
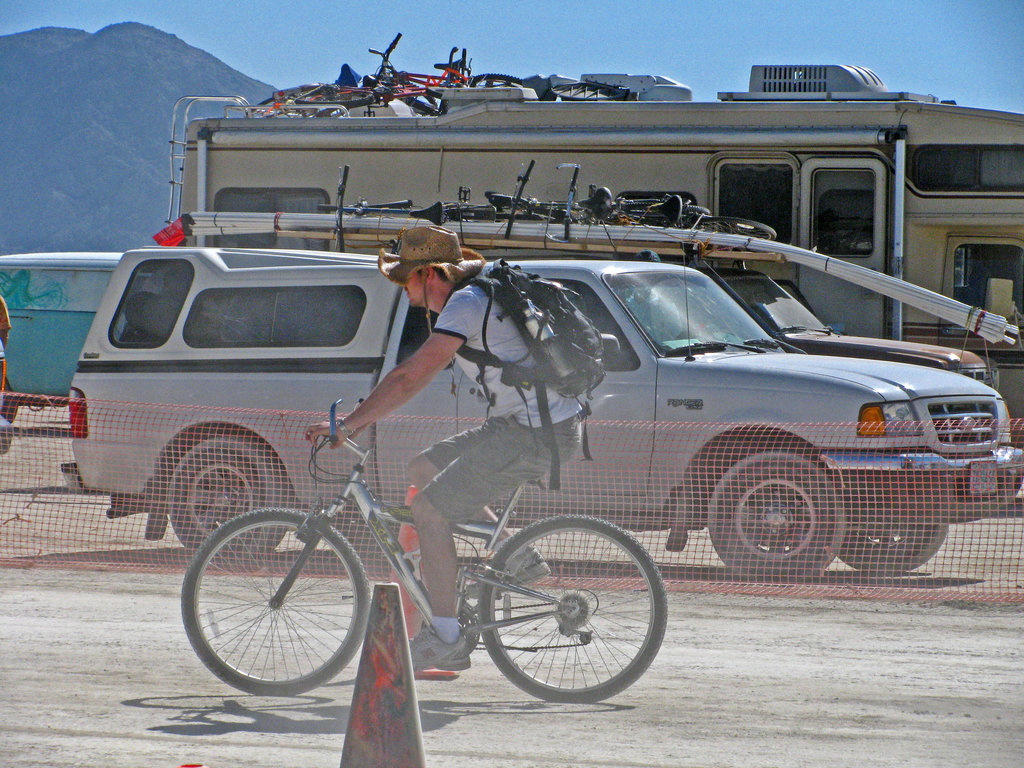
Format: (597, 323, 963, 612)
(181, 400, 668, 703)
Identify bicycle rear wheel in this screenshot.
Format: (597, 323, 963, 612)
(469, 73, 524, 88)
(181, 508, 370, 696)
(479, 515, 667, 703)
(691, 215, 777, 240)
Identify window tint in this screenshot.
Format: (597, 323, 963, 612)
(914, 146, 1024, 191)
(951, 243, 1023, 314)
(717, 164, 793, 242)
(811, 169, 875, 256)
(212, 187, 330, 250)
(182, 285, 366, 348)
(109, 259, 194, 348)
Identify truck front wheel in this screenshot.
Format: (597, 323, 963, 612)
(167, 437, 285, 552)
(837, 523, 949, 575)
(708, 452, 844, 579)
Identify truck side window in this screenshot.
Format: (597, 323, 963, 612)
(557, 280, 640, 371)
(109, 259, 194, 348)
(182, 285, 366, 348)
(396, 307, 436, 364)
(212, 187, 330, 251)
(952, 243, 1024, 313)
(395, 282, 640, 371)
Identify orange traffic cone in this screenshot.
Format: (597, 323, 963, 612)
(340, 583, 426, 768)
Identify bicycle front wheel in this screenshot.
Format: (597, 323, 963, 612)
(181, 508, 370, 696)
(480, 515, 667, 703)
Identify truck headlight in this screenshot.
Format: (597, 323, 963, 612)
(857, 401, 924, 437)
(996, 399, 1011, 442)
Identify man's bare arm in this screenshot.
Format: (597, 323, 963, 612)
(305, 332, 463, 441)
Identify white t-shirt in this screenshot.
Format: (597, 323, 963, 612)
(433, 284, 580, 426)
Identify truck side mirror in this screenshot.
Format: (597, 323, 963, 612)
(601, 333, 621, 359)
(985, 278, 1017, 317)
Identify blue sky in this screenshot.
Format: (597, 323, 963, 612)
(5, 0, 1024, 113)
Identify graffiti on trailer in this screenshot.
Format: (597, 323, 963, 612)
(0, 270, 69, 310)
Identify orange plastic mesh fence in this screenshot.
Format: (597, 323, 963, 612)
(1, 399, 1022, 602)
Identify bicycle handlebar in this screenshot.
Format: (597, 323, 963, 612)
(328, 398, 346, 446)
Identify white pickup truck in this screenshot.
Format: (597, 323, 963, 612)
(67, 248, 1023, 578)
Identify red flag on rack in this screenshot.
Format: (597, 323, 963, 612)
(153, 218, 185, 246)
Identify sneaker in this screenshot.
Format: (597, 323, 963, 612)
(505, 545, 551, 585)
(409, 629, 472, 672)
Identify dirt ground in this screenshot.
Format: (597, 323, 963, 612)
(2, 566, 1021, 768)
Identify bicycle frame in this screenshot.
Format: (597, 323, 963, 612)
(368, 36, 471, 104)
(320, 403, 559, 634)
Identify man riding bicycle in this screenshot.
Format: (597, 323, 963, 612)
(306, 226, 582, 671)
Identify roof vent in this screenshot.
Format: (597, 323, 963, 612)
(719, 65, 938, 103)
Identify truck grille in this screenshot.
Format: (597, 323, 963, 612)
(928, 401, 998, 444)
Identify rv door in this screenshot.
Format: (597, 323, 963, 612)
(796, 158, 888, 337)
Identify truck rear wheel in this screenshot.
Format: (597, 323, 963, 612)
(837, 523, 949, 575)
(167, 437, 285, 552)
(708, 452, 843, 579)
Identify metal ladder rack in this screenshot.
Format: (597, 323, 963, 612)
(166, 96, 250, 224)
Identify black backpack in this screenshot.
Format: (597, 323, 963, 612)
(456, 260, 606, 488)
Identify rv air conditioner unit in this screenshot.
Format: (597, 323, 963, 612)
(719, 65, 938, 102)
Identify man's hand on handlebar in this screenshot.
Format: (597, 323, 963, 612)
(304, 416, 362, 447)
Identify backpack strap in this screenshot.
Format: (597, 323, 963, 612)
(454, 275, 567, 488)
(455, 278, 499, 411)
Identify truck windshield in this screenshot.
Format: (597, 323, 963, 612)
(724, 273, 829, 333)
(606, 270, 773, 354)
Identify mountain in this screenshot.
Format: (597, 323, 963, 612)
(0, 23, 273, 254)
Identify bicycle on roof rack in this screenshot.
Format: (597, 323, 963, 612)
(252, 33, 523, 118)
(402, 172, 778, 242)
(181, 400, 668, 703)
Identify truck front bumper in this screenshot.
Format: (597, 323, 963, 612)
(820, 446, 1024, 521)
(820, 445, 1024, 475)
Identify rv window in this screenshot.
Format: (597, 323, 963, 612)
(717, 164, 793, 243)
(914, 146, 1024, 191)
(109, 259, 194, 348)
(212, 187, 331, 250)
(951, 243, 1023, 313)
(182, 285, 366, 348)
(811, 169, 875, 256)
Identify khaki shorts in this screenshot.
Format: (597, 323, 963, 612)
(417, 413, 582, 521)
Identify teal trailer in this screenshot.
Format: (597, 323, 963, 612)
(0, 253, 121, 398)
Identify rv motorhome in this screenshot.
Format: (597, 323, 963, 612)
(169, 64, 1024, 412)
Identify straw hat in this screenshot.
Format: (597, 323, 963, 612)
(378, 226, 486, 286)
